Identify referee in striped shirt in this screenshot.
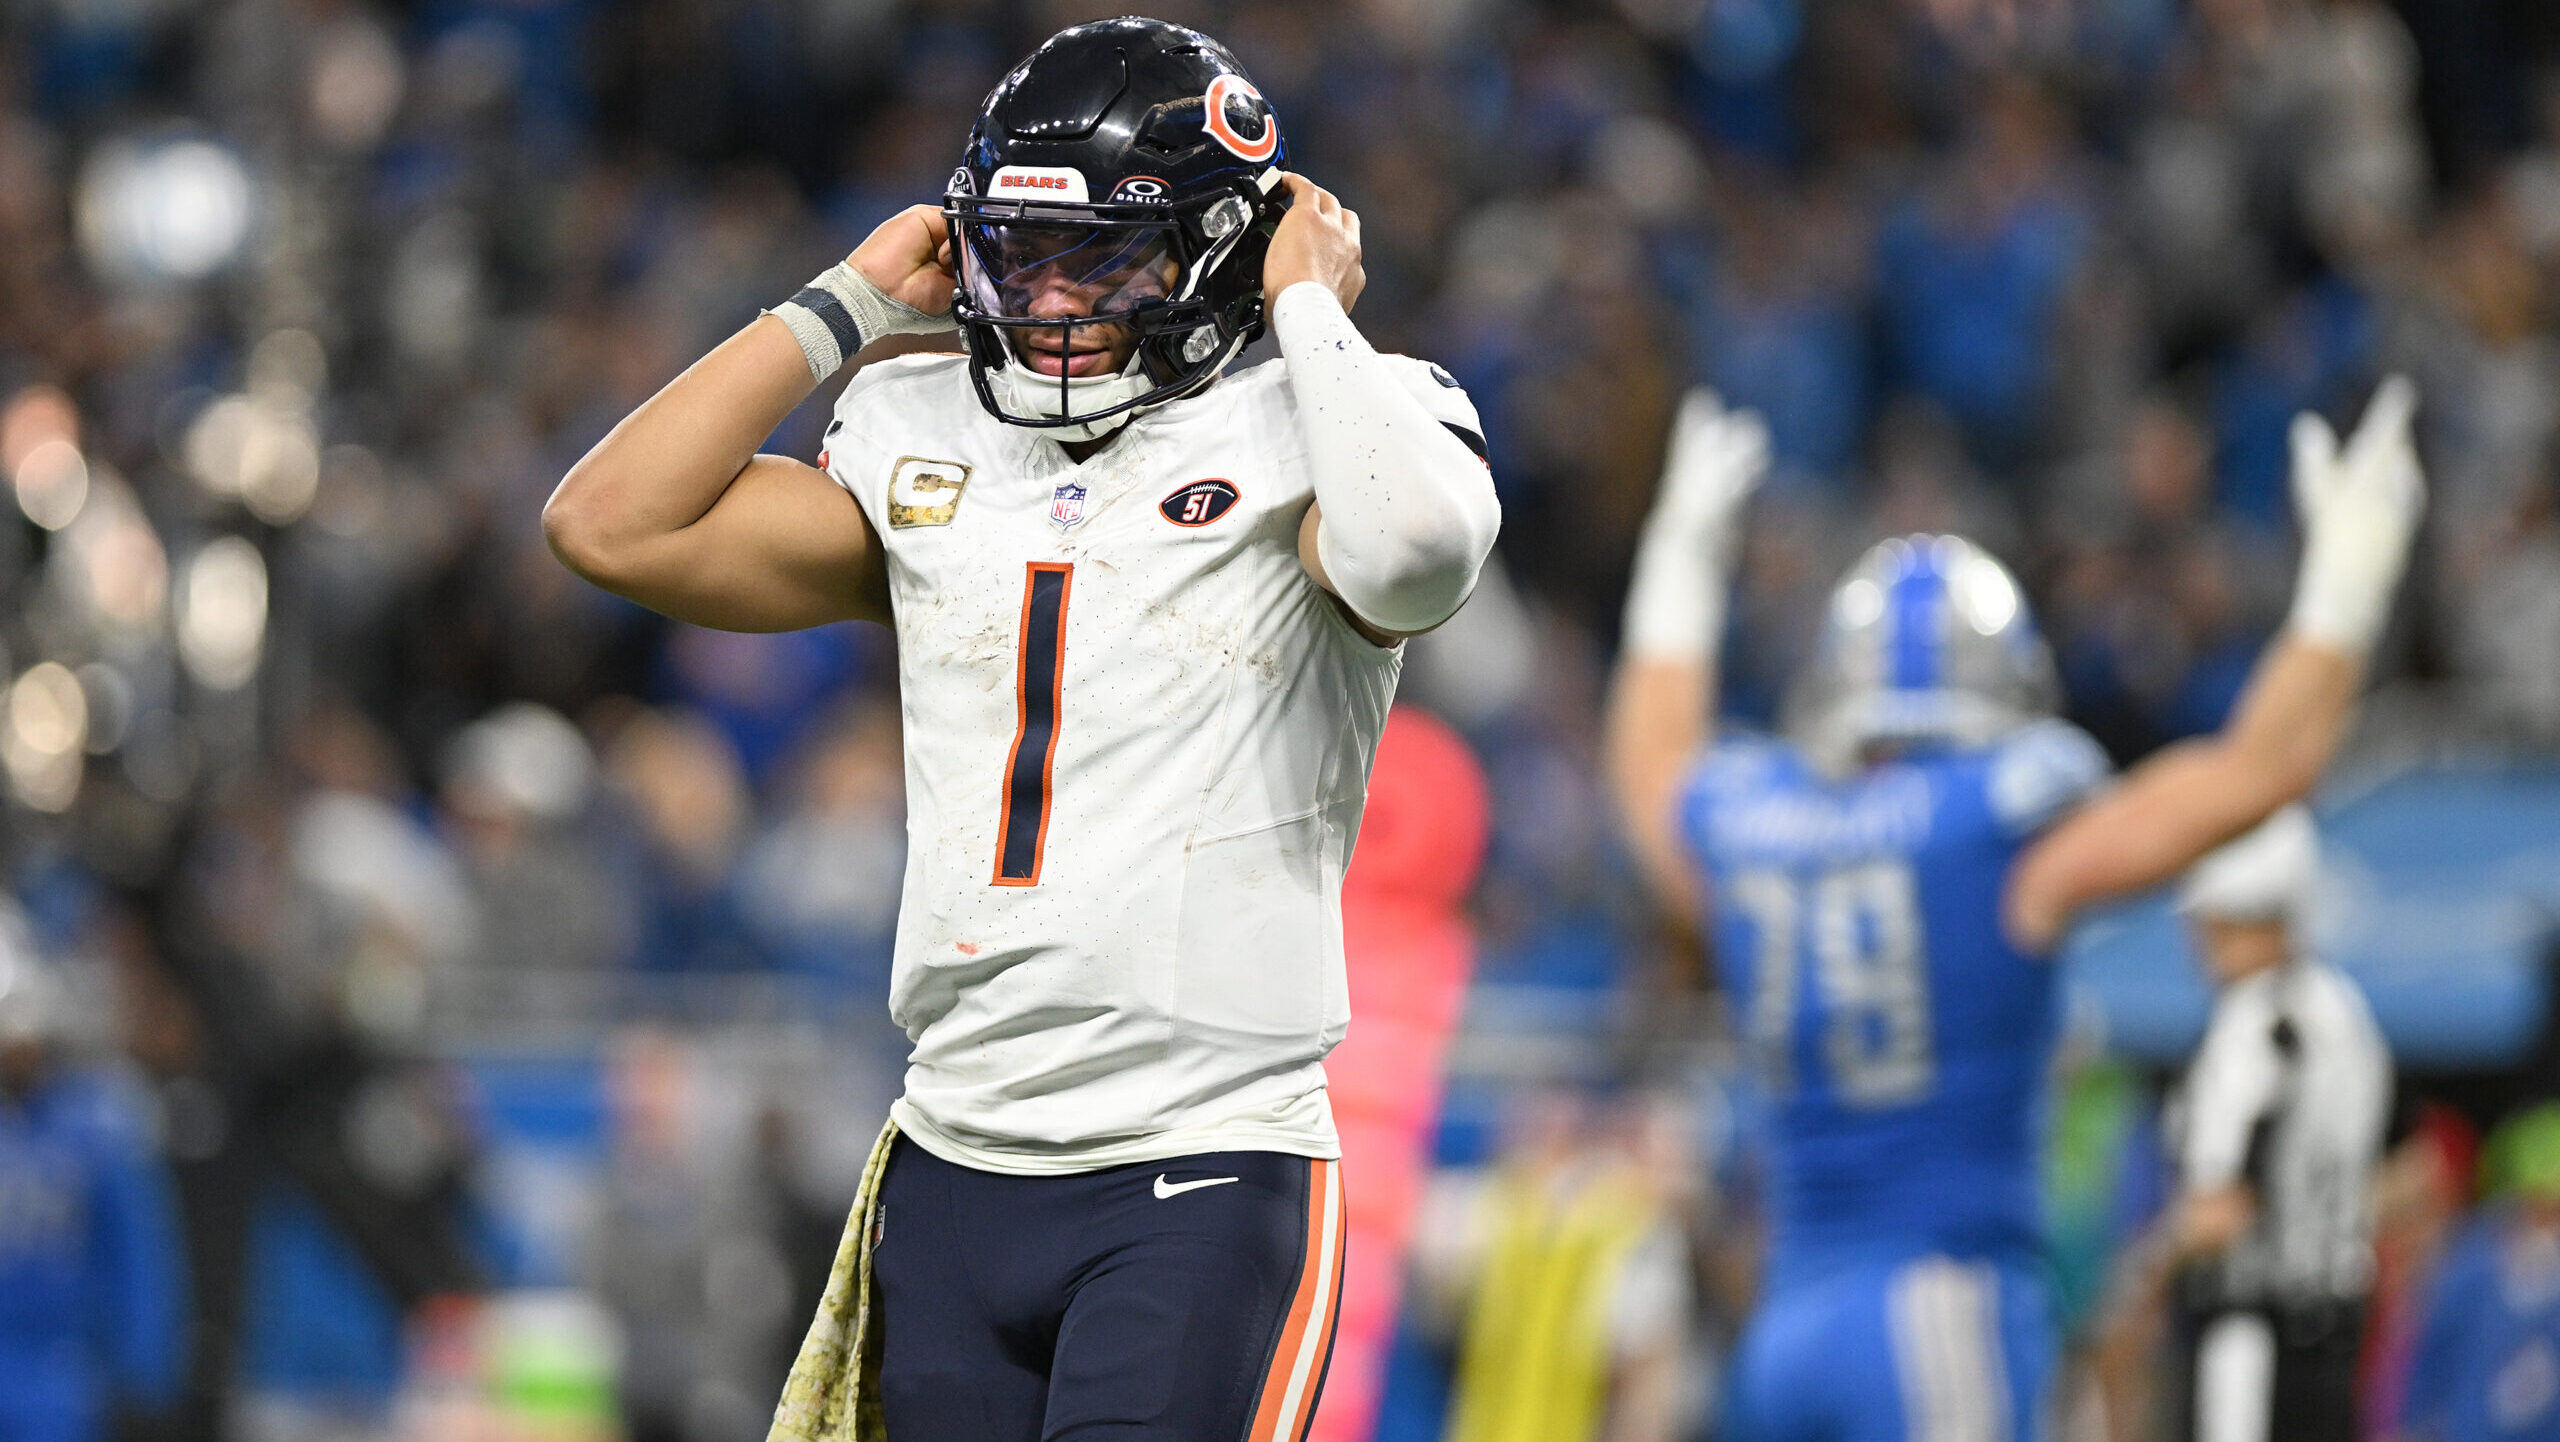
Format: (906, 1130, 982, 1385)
(2157, 807, 2393, 1442)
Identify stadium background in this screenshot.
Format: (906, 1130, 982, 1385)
(4, 0, 2560, 1437)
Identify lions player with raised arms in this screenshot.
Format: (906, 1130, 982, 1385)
(1603, 381, 2423, 1442)
(544, 17, 1498, 1442)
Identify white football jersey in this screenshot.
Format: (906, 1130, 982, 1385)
(821, 351, 1483, 1174)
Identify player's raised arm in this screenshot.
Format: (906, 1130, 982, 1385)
(1600, 390, 1771, 915)
(1268, 175, 1501, 642)
(2004, 376, 2428, 953)
(541, 205, 957, 632)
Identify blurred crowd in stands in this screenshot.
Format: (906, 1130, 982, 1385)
(6, 0, 2560, 1437)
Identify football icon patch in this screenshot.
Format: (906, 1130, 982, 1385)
(1161, 478, 1240, 527)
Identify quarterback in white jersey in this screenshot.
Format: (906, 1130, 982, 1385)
(824, 347, 1474, 1173)
(544, 17, 1498, 1441)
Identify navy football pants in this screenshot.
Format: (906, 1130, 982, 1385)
(870, 1136, 1345, 1442)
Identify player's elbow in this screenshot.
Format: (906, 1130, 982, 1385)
(541, 484, 608, 583)
(1337, 494, 1501, 632)
(1336, 530, 1487, 633)
(542, 465, 639, 591)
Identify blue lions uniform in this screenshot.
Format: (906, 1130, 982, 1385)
(1681, 719, 2107, 1442)
(0, 1069, 187, 1442)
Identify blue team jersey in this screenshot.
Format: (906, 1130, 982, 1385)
(1679, 721, 2109, 1289)
(2401, 1208, 2560, 1442)
(0, 1067, 187, 1440)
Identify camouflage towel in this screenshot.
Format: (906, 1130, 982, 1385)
(767, 1117, 900, 1442)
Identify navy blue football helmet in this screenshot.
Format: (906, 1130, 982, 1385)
(946, 17, 1290, 439)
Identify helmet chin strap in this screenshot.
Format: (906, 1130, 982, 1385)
(990, 332, 1158, 441)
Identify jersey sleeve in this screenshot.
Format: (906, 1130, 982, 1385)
(1382, 356, 1487, 463)
(818, 368, 886, 516)
(818, 353, 961, 528)
(2180, 980, 2286, 1191)
(1984, 719, 2110, 839)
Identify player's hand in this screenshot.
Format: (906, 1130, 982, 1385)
(2284, 374, 2425, 653)
(1619, 388, 1769, 662)
(849, 204, 960, 317)
(1650, 388, 1772, 538)
(1264, 174, 1365, 314)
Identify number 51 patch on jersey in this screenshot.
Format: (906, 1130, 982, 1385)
(1161, 478, 1240, 527)
(889, 457, 971, 528)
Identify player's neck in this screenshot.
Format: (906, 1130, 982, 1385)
(1060, 428, 1129, 465)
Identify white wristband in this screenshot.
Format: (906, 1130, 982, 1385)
(764, 262, 951, 381)
(1621, 389, 1768, 661)
(1622, 514, 1738, 661)
(2286, 525, 2408, 655)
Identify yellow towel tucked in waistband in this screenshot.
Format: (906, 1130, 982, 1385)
(767, 1117, 900, 1442)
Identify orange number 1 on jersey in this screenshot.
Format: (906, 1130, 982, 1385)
(995, 562, 1073, 885)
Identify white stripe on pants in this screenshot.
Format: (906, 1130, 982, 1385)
(1887, 1257, 2012, 1442)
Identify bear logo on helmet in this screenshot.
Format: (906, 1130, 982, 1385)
(1203, 74, 1278, 164)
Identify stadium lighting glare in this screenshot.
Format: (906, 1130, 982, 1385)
(1, 385, 78, 474)
(5, 663, 89, 813)
(76, 137, 256, 282)
(177, 537, 268, 691)
(1959, 557, 2021, 635)
(13, 439, 90, 531)
(183, 396, 253, 497)
(1835, 576, 1885, 629)
(56, 474, 169, 637)
(309, 19, 407, 152)
(247, 329, 328, 405)
(185, 392, 321, 523)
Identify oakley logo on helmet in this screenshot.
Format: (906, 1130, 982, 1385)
(1202, 74, 1278, 164)
(1111, 175, 1172, 204)
(947, 167, 975, 196)
(991, 166, 1090, 201)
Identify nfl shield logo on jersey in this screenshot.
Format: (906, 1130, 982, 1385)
(1049, 481, 1088, 529)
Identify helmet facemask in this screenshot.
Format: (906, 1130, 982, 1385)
(947, 181, 1274, 441)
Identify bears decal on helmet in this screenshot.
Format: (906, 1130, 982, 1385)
(1202, 74, 1279, 164)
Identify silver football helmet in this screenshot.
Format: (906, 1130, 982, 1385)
(1783, 534, 2061, 773)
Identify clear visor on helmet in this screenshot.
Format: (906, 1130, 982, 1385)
(957, 219, 1182, 326)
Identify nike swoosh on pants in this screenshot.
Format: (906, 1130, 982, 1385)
(1153, 1174, 1242, 1199)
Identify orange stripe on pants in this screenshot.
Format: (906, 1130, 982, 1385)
(1247, 1158, 1346, 1442)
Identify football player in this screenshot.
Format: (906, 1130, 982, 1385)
(1602, 379, 2423, 1442)
(543, 18, 1499, 1442)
